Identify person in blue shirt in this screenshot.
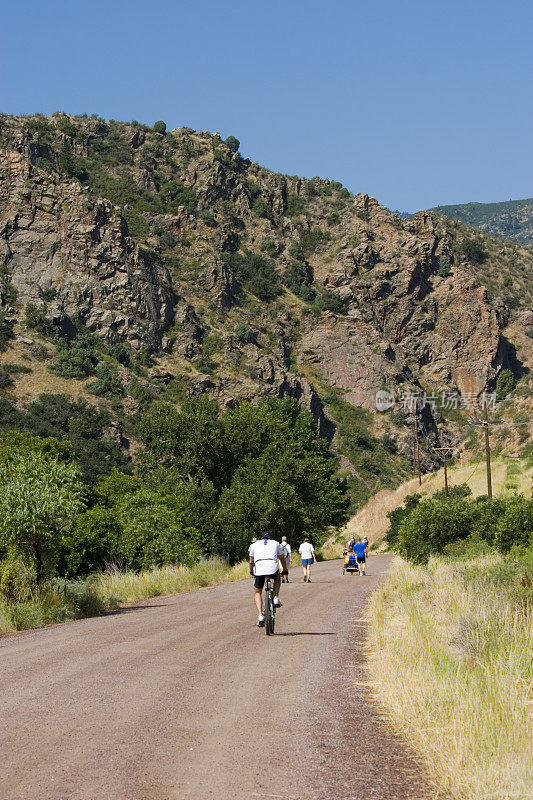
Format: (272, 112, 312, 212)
(353, 538, 367, 576)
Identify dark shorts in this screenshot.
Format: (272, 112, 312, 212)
(301, 558, 313, 566)
(356, 556, 366, 564)
(254, 571, 279, 589)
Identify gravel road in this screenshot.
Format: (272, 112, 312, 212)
(2, 555, 434, 800)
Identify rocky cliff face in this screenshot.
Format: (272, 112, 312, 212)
(0, 113, 531, 472)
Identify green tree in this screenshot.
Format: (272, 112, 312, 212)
(116, 491, 202, 569)
(0, 452, 85, 579)
(153, 120, 167, 135)
(496, 369, 515, 401)
(225, 135, 240, 153)
(396, 497, 475, 564)
(60, 507, 122, 577)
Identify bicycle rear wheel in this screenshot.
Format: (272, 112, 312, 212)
(266, 592, 275, 635)
(263, 586, 272, 635)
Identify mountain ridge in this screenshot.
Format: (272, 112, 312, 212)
(0, 112, 531, 503)
(430, 197, 533, 247)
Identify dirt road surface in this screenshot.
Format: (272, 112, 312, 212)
(2, 555, 434, 800)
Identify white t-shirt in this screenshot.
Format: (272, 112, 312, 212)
(299, 542, 314, 560)
(248, 542, 257, 558)
(250, 539, 284, 576)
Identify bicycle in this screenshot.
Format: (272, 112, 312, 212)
(263, 575, 276, 635)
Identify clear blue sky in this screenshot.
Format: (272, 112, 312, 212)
(1, 0, 532, 211)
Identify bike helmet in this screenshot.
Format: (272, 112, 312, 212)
(262, 530, 273, 539)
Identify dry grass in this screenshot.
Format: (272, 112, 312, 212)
(0, 558, 250, 634)
(366, 556, 533, 800)
(322, 457, 533, 558)
(93, 558, 250, 606)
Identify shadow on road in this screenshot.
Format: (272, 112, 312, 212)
(275, 631, 336, 636)
(104, 602, 176, 616)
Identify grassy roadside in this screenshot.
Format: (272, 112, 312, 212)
(0, 558, 249, 634)
(366, 555, 533, 800)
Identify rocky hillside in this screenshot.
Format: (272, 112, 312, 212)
(0, 113, 531, 504)
(431, 197, 533, 247)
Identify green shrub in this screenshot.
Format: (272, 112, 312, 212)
(386, 494, 422, 549)
(234, 323, 254, 343)
(223, 251, 280, 301)
(87, 363, 124, 398)
(106, 343, 131, 366)
(459, 237, 487, 264)
(493, 495, 533, 553)
(55, 115, 78, 137)
(438, 256, 451, 277)
(299, 227, 331, 256)
(225, 135, 240, 153)
(313, 290, 346, 314)
(286, 194, 306, 216)
(153, 120, 166, 135)
(0, 551, 36, 602)
(59, 507, 122, 577)
(283, 261, 315, 301)
(58, 143, 88, 181)
(496, 369, 515, 401)
(25, 303, 54, 335)
(50, 335, 98, 379)
(252, 197, 270, 218)
(396, 497, 476, 564)
(0, 313, 14, 351)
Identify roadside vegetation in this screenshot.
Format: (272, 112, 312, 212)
(0, 396, 348, 633)
(0, 558, 249, 633)
(366, 485, 533, 800)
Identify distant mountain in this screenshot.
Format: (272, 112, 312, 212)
(431, 198, 533, 246)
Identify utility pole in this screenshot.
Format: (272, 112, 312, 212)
(482, 402, 493, 500)
(413, 401, 422, 486)
(468, 401, 503, 499)
(434, 446, 453, 496)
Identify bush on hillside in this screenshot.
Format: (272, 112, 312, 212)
(459, 237, 487, 264)
(153, 120, 166, 135)
(51, 335, 98, 379)
(0, 313, 14, 350)
(222, 251, 280, 301)
(496, 369, 515, 401)
(225, 135, 240, 153)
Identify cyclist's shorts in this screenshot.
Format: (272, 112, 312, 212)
(356, 556, 366, 564)
(254, 571, 279, 589)
(301, 558, 313, 566)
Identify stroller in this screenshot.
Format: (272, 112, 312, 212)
(343, 548, 358, 575)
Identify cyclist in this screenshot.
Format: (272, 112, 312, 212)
(249, 531, 287, 627)
(299, 537, 316, 582)
(353, 537, 367, 576)
(280, 536, 291, 583)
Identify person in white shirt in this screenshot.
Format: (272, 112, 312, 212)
(280, 536, 291, 583)
(248, 537, 257, 558)
(298, 537, 316, 582)
(249, 531, 288, 627)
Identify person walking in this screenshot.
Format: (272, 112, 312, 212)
(353, 537, 367, 576)
(280, 536, 291, 583)
(298, 537, 316, 582)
